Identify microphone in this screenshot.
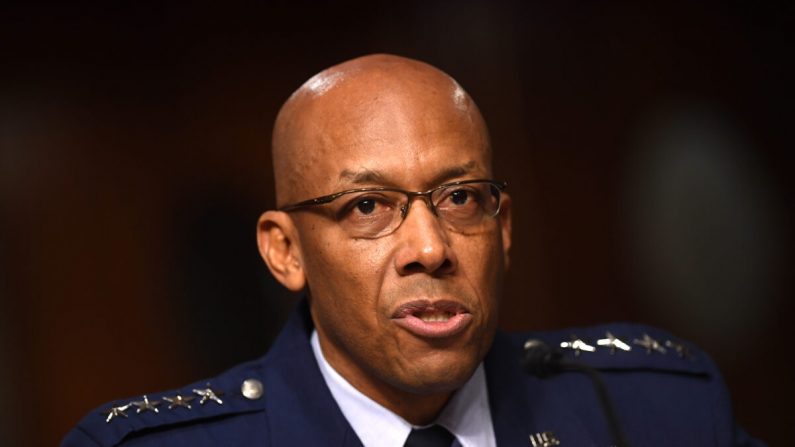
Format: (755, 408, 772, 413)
(523, 339, 630, 447)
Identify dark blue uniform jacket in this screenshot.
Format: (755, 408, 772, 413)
(62, 300, 764, 446)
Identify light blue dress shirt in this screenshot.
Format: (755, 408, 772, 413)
(311, 330, 496, 447)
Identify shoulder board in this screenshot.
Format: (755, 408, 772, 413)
(517, 322, 714, 376)
(63, 357, 268, 447)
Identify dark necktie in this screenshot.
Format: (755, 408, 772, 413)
(403, 424, 455, 447)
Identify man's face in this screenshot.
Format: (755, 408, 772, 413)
(282, 68, 511, 402)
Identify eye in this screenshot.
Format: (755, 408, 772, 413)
(337, 193, 396, 219)
(336, 192, 400, 238)
(450, 189, 470, 205)
(435, 184, 489, 220)
(440, 186, 480, 208)
(355, 199, 376, 215)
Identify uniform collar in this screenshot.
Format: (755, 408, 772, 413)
(310, 330, 496, 447)
(260, 299, 594, 446)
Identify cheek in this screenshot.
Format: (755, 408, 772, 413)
(455, 233, 504, 308)
(301, 228, 391, 311)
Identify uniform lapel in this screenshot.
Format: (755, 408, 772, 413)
(261, 300, 364, 447)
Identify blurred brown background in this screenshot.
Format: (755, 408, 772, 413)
(1, 1, 792, 445)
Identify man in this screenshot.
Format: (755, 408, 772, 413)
(62, 54, 763, 446)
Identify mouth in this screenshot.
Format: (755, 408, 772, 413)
(390, 300, 472, 339)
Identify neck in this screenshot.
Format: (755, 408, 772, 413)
(315, 331, 455, 425)
(364, 381, 452, 426)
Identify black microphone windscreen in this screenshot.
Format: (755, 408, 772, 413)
(522, 339, 562, 378)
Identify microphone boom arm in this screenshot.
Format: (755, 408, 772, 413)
(523, 339, 630, 447)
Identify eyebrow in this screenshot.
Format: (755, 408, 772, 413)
(338, 160, 479, 188)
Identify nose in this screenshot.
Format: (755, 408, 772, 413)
(394, 198, 458, 276)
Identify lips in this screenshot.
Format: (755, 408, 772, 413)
(390, 300, 472, 339)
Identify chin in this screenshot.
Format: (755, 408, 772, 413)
(394, 354, 479, 395)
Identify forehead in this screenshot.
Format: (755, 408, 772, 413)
(291, 70, 492, 195)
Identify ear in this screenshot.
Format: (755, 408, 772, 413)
(498, 192, 512, 269)
(257, 210, 306, 292)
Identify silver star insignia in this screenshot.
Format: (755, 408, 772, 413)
(163, 394, 195, 410)
(597, 331, 632, 354)
(103, 404, 130, 423)
(665, 340, 691, 358)
(529, 431, 561, 446)
(131, 395, 160, 413)
(193, 385, 224, 405)
(560, 335, 595, 356)
(633, 333, 667, 354)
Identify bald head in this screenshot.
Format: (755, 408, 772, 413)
(271, 54, 491, 206)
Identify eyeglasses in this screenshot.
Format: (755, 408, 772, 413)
(280, 179, 507, 239)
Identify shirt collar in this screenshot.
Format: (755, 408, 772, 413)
(311, 330, 496, 447)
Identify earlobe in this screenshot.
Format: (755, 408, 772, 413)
(499, 193, 512, 269)
(257, 211, 306, 292)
